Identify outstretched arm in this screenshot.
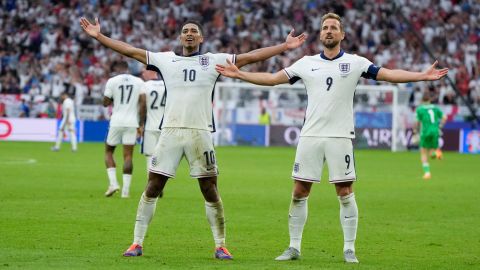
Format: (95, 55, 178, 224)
(235, 30, 307, 68)
(377, 61, 448, 83)
(216, 59, 289, 86)
(80, 17, 147, 64)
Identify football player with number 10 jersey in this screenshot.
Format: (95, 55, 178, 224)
(80, 16, 307, 259)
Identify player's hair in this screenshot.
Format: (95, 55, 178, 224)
(321, 12, 344, 32)
(181, 20, 204, 36)
(422, 91, 432, 102)
(112, 60, 129, 73)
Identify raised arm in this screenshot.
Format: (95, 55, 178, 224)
(235, 30, 306, 68)
(216, 59, 289, 86)
(377, 61, 448, 83)
(80, 17, 147, 64)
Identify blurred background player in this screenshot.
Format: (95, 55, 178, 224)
(80, 16, 306, 259)
(51, 92, 77, 152)
(216, 12, 448, 263)
(103, 60, 146, 198)
(140, 68, 165, 173)
(414, 92, 447, 179)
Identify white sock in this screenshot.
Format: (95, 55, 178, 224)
(205, 200, 226, 248)
(54, 130, 63, 149)
(288, 197, 308, 252)
(133, 192, 158, 246)
(122, 174, 132, 195)
(107, 168, 119, 188)
(338, 193, 358, 252)
(70, 130, 77, 151)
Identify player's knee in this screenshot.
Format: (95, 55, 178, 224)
(336, 186, 352, 197)
(123, 160, 133, 173)
(145, 182, 162, 198)
(200, 184, 219, 202)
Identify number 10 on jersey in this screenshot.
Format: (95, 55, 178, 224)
(183, 69, 196, 82)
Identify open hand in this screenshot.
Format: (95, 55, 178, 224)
(215, 59, 240, 78)
(285, 29, 307, 49)
(423, 61, 449, 81)
(80, 17, 101, 39)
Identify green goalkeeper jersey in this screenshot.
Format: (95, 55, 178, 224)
(416, 104, 443, 136)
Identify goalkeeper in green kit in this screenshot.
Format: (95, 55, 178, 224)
(414, 92, 447, 179)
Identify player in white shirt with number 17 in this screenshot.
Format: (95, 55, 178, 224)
(103, 60, 146, 199)
(216, 12, 448, 263)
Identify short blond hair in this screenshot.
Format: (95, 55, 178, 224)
(321, 13, 344, 32)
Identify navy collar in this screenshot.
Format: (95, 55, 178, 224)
(182, 51, 201, 57)
(320, 49, 344, 61)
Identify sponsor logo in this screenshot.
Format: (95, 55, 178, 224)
(199, 56, 209, 69)
(172, 59, 181, 62)
(0, 119, 13, 139)
(311, 68, 321, 71)
(344, 215, 355, 219)
(345, 171, 353, 175)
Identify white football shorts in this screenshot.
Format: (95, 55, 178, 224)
(149, 128, 218, 178)
(292, 137, 356, 183)
(106, 126, 137, 146)
(59, 119, 75, 131)
(142, 130, 161, 156)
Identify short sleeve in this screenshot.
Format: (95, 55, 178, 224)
(146, 51, 175, 73)
(104, 79, 113, 98)
(358, 56, 380, 80)
(212, 53, 236, 65)
(283, 57, 304, 84)
(436, 107, 443, 119)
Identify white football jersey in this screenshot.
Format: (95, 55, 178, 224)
(146, 51, 235, 131)
(284, 50, 380, 138)
(62, 97, 76, 122)
(145, 80, 166, 131)
(104, 74, 146, 127)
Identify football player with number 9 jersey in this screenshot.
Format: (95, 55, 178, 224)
(215, 12, 449, 263)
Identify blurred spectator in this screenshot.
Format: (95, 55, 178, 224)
(0, 101, 6, 117)
(19, 99, 30, 117)
(0, 0, 478, 118)
(258, 107, 271, 125)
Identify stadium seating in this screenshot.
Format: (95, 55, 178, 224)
(0, 0, 478, 118)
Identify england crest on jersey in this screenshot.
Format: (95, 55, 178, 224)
(199, 56, 209, 70)
(339, 63, 350, 76)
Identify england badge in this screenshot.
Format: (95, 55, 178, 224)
(199, 56, 210, 70)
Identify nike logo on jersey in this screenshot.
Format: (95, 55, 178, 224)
(344, 215, 356, 219)
(311, 68, 321, 71)
(345, 171, 353, 175)
(171, 59, 181, 62)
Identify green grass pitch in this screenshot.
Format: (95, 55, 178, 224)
(0, 141, 479, 269)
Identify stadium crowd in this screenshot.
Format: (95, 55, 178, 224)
(0, 0, 479, 118)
